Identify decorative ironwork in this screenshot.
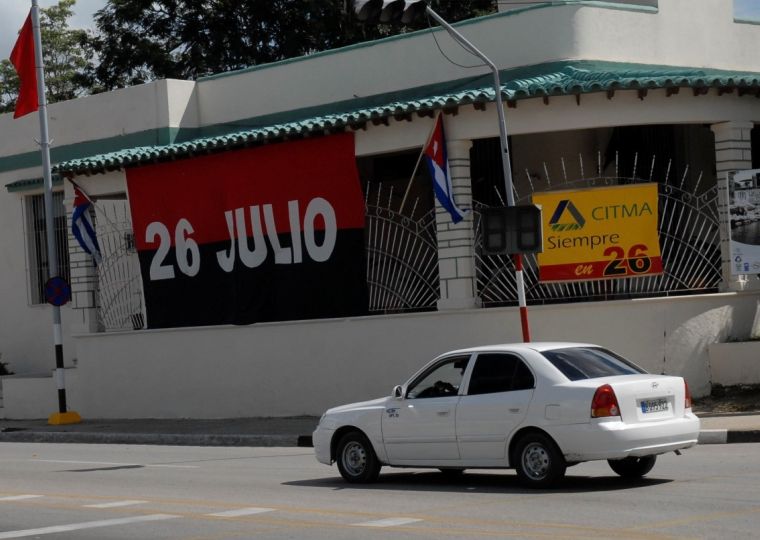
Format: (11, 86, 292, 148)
(87, 156, 722, 326)
(475, 158, 721, 305)
(92, 200, 145, 331)
(365, 185, 439, 313)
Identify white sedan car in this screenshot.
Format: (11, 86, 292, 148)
(313, 342, 700, 487)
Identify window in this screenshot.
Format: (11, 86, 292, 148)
(541, 347, 646, 381)
(407, 356, 469, 399)
(24, 192, 70, 304)
(467, 353, 535, 395)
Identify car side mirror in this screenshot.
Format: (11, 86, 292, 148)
(393, 385, 404, 399)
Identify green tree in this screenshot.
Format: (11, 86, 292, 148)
(89, 0, 497, 90)
(0, 0, 92, 114)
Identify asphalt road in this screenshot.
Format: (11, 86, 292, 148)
(0, 442, 758, 539)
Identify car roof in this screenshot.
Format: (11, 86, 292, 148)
(441, 342, 598, 356)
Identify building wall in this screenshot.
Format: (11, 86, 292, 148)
(0, 178, 80, 375)
(195, 0, 757, 128)
(1, 92, 758, 376)
(2, 291, 754, 419)
(0, 0, 758, 393)
(0, 81, 196, 375)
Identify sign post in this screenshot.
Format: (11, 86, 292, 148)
(28, 0, 80, 425)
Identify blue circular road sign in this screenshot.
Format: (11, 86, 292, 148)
(45, 276, 71, 307)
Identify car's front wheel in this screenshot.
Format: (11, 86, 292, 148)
(608, 456, 657, 478)
(514, 432, 566, 488)
(336, 431, 381, 483)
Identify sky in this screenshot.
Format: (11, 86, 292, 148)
(0, 0, 104, 58)
(1, 0, 760, 62)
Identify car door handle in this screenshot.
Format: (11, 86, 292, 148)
(509, 408, 520, 414)
(436, 410, 450, 416)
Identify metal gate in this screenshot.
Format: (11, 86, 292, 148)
(88, 160, 722, 326)
(365, 185, 439, 313)
(92, 199, 145, 331)
(475, 159, 721, 305)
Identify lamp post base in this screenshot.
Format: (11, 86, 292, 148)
(48, 411, 82, 425)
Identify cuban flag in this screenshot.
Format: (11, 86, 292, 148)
(71, 187, 102, 265)
(424, 114, 466, 223)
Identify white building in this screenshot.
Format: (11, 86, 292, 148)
(1, 0, 759, 419)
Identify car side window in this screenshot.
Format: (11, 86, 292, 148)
(467, 353, 535, 395)
(406, 356, 469, 399)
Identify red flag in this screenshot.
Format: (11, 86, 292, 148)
(9, 12, 39, 119)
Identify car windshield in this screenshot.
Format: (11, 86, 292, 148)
(540, 347, 647, 381)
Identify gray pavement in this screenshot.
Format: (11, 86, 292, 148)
(1, 412, 759, 446)
(0, 417, 318, 447)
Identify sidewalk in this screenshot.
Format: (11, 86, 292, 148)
(1, 413, 759, 447)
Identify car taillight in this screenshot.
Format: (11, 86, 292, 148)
(684, 380, 692, 409)
(591, 384, 620, 418)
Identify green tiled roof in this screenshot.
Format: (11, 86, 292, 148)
(5, 175, 63, 193)
(53, 60, 760, 177)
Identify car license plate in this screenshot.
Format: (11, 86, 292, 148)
(641, 398, 669, 413)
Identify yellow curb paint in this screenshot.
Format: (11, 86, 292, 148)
(48, 411, 82, 425)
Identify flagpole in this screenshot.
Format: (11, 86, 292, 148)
(399, 111, 441, 215)
(30, 0, 81, 425)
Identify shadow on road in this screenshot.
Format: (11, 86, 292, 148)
(285, 470, 672, 494)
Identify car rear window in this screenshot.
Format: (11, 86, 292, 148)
(540, 347, 647, 381)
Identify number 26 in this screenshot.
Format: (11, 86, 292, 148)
(603, 244, 651, 276)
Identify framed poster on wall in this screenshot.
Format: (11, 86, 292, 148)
(727, 169, 760, 275)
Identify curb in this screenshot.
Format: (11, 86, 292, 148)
(1, 431, 758, 447)
(0, 432, 313, 447)
(698, 429, 760, 445)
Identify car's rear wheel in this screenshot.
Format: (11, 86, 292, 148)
(336, 431, 381, 483)
(608, 455, 657, 478)
(514, 432, 566, 488)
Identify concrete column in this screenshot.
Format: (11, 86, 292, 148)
(436, 138, 481, 310)
(64, 183, 101, 333)
(711, 121, 759, 291)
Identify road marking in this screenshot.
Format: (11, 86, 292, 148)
(0, 514, 179, 539)
(207, 507, 276, 517)
(0, 495, 42, 502)
(33, 459, 198, 469)
(354, 517, 423, 527)
(83, 500, 148, 509)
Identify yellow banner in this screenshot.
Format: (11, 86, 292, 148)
(533, 184, 662, 282)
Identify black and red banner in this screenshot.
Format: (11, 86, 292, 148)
(126, 133, 367, 328)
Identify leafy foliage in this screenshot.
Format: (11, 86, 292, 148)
(0, 0, 93, 113)
(88, 0, 497, 90)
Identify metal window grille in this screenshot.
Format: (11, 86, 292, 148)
(23, 192, 70, 305)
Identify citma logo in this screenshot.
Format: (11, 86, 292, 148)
(549, 200, 586, 231)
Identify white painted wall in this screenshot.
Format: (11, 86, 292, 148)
(0, 177, 79, 375)
(0, 82, 171, 158)
(196, 0, 757, 127)
(708, 342, 760, 385)
(2, 291, 754, 419)
(0, 81, 191, 376)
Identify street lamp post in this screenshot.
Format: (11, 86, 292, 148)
(352, 0, 532, 341)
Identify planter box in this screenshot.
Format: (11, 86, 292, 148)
(708, 342, 760, 386)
